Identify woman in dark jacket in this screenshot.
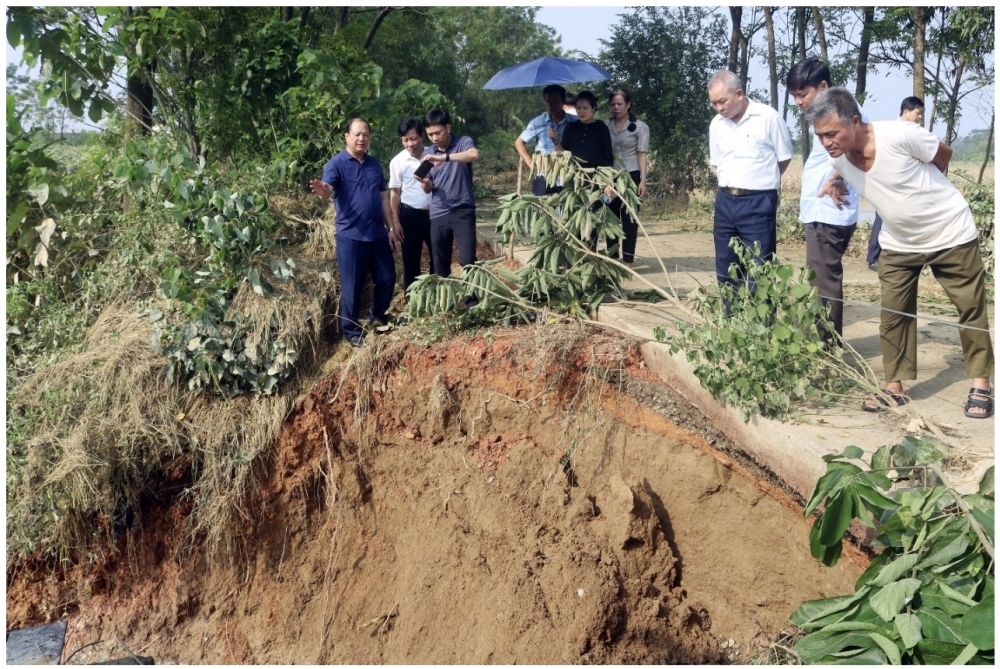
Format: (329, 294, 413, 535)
(556, 90, 613, 170)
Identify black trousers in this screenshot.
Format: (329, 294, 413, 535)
(607, 170, 642, 263)
(399, 204, 433, 289)
(430, 206, 477, 278)
(868, 213, 883, 267)
(805, 221, 856, 338)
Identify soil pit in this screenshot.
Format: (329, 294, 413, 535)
(7, 330, 862, 664)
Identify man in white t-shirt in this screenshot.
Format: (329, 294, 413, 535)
(388, 117, 434, 289)
(807, 87, 993, 419)
(787, 58, 867, 341)
(708, 70, 793, 295)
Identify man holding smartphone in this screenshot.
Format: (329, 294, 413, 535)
(389, 117, 434, 290)
(414, 109, 480, 298)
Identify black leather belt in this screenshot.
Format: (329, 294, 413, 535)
(720, 187, 774, 196)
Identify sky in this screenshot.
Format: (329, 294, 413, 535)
(534, 4, 994, 139)
(5, 4, 994, 139)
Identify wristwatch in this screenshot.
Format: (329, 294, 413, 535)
(445, 153, 450, 162)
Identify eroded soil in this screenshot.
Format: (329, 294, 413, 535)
(7, 330, 862, 664)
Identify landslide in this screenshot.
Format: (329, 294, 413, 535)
(6, 328, 862, 664)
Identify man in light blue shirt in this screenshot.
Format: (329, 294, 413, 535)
(787, 58, 867, 340)
(514, 84, 577, 195)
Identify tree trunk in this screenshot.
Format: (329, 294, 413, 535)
(796, 7, 807, 59)
(927, 10, 946, 132)
(333, 7, 349, 36)
(738, 29, 750, 88)
(764, 7, 779, 110)
(795, 8, 810, 163)
(812, 7, 828, 62)
(728, 7, 742, 75)
(978, 110, 994, 185)
(299, 7, 310, 30)
(943, 56, 966, 145)
(782, 7, 795, 122)
(125, 62, 154, 139)
(912, 7, 929, 98)
(856, 7, 873, 101)
(362, 7, 394, 50)
(280, 7, 294, 22)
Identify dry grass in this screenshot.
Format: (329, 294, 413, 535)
(6, 198, 348, 566)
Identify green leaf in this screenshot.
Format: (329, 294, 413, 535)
(809, 521, 844, 566)
(914, 638, 968, 664)
(895, 611, 923, 649)
(795, 630, 878, 664)
(922, 534, 971, 569)
(869, 553, 920, 587)
(818, 493, 857, 546)
(805, 468, 844, 516)
(790, 588, 871, 629)
(868, 632, 902, 664)
(918, 607, 968, 645)
(978, 466, 994, 496)
(870, 579, 921, 622)
(951, 643, 980, 665)
(940, 582, 979, 608)
(838, 445, 865, 460)
(970, 506, 994, 547)
(899, 434, 945, 464)
(871, 445, 892, 472)
(959, 595, 994, 650)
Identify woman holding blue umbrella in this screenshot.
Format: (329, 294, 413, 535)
(605, 87, 649, 268)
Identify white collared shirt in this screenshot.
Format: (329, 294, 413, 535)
(388, 148, 432, 210)
(800, 106, 871, 226)
(709, 98, 793, 191)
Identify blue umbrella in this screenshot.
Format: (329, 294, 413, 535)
(482, 56, 611, 90)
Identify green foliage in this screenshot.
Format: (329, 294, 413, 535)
(658, 241, 852, 420)
(406, 152, 636, 323)
(276, 49, 447, 182)
(791, 443, 995, 665)
(599, 6, 727, 194)
(5, 93, 72, 280)
(953, 172, 995, 282)
(953, 129, 996, 164)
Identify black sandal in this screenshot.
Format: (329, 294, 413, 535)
(964, 388, 994, 419)
(862, 389, 910, 413)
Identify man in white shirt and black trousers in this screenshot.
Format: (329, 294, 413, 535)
(787, 57, 869, 341)
(388, 117, 434, 290)
(808, 87, 993, 419)
(707, 70, 793, 296)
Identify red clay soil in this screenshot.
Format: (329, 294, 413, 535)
(6, 330, 862, 664)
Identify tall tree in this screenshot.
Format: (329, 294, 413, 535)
(794, 7, 810, 163)
(912, 7, 930, 98)
(978, 111, 994, 186)
(728, 6, 743, 76)
(855, 7, 874, 101)
(763, 7, 779, 110)
(600, 5, 728, 194)
(812, 7, 829, 62)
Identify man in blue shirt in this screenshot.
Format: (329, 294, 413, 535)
(309, 118, 400, 347)
(414, 109, 480, 293)
(515, 84, 578, 195)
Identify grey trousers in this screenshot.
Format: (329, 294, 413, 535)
(805, 222, 856, 338)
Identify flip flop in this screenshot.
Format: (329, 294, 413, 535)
(964, 388, 994, 419)
(861, 389, 910, 413)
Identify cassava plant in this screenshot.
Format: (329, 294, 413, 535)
(406, 150, 639, 320)
(791, 439, 994, 665)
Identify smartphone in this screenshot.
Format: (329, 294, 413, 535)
(413, 160, 434, 180)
